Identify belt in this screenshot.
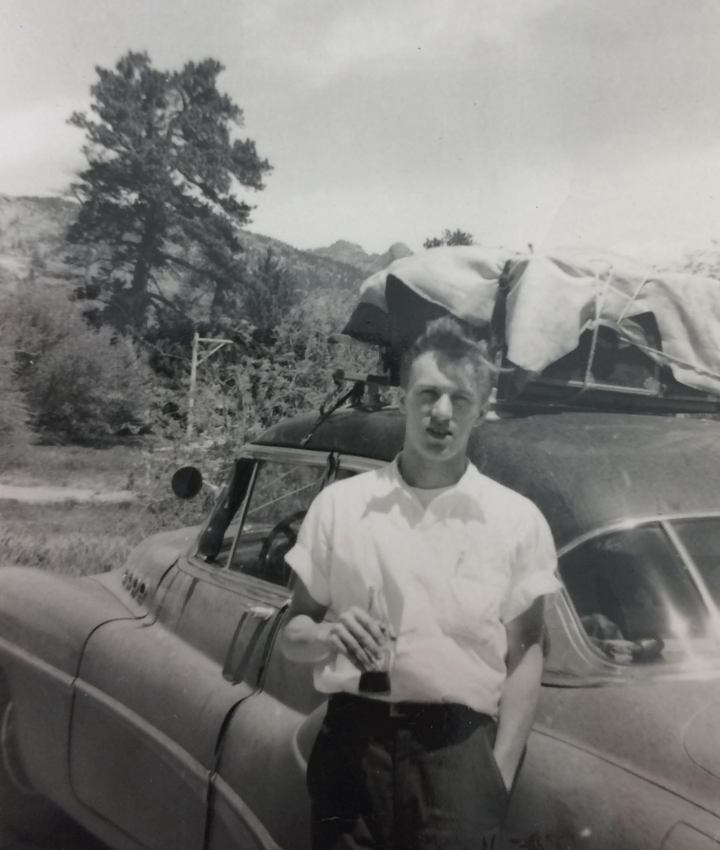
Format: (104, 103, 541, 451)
(328, 692, 493, 725)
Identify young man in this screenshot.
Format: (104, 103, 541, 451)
(281, 317, 560, 850)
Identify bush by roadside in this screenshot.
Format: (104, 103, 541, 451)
(1, 287, 153, 442)
(0, 340, 31, 470)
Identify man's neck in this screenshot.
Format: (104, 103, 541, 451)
(398, 448, 468, 489)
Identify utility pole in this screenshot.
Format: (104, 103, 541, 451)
(186, 331, 233, 438)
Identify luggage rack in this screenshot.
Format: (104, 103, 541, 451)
(310, 314, 720, 441)
(314, 362, 720, 425)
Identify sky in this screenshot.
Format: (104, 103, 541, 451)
(2, 0, 720, 257)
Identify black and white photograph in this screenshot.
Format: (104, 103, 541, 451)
(2, 2, 720, 849)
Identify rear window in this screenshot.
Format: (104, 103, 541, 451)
(559, 523, 720, 665)
(672, 517, 720, 608)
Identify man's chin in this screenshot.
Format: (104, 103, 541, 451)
(421, 440, 459, 459)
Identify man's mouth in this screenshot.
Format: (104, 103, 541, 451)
(426, 426, 452, 440)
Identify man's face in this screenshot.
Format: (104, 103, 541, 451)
(398, 351, 486, 465)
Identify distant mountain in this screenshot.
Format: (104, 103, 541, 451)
(313, 239, 413, 274)
(236, 231, 366, 292)
(0, 195, 78, 290)
(0, 195, 405, 297)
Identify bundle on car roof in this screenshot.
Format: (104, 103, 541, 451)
(340, 245, 720, 414)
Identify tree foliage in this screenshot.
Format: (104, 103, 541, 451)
(423, 228, 475, 249)
(67, 51, 272, 331)
(149, 287, 378, 481)
(2, 288, 152, 441)
(0, 337, 31, 467)
(241, 249, 299, 333)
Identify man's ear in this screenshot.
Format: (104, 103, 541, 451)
(397, 386, 407, 414)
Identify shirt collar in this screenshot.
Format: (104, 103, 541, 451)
(389, 454, 481, 499)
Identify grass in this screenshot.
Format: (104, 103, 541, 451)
(0, 497, 211, 577)
(0, 442, 214, 577)
(0, 442, 143, 489)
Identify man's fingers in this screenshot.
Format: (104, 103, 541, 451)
(343, 607, 386, 645)
(328, 625, 375, 670)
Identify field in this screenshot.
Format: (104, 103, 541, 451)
(0, 442, 211, 577)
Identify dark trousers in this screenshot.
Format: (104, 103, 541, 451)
(307, 693, 509, 850)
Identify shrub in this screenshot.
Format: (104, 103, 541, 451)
(137, 286, 379, 488)
(2, 287, 153, 441)
(0, 338, 31, 468)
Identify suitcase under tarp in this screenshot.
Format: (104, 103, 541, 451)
(341, 246, 720, 414)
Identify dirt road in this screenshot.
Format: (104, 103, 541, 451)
(0, 484, 135, 504)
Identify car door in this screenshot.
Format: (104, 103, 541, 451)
(69, 450, 335, 850)
(207, 454, 376, 850)
(207, 603, 320, 850)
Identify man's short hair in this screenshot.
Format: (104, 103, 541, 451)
(399, 316, 495, 396)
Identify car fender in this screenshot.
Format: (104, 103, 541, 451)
(0, 568, 151, 804)
(508, 726, 720, 849)
(0, 527, 195, 810)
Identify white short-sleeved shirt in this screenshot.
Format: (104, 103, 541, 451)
(285, 458, 560, 716)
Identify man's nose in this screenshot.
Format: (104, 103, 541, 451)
(431, 393, 452, 420)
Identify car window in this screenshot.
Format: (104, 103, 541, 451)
(223, 460, 327, 586)
(559, 524, 718, 665)
(672, 517, 720, 606)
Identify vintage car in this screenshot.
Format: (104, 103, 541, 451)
(1, 406, 720, 850)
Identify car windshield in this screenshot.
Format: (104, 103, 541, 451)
(560, 522, 720, 666)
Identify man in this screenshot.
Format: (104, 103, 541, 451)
(281, 317, 560, 850)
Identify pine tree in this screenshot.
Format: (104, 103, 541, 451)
(67, 51, 272, 330)
(423, 229, 475, 249)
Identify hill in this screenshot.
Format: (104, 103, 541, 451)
(0, 195, 78, 290)
(0, 195, 409, 298)
(313, 240, 413, 275)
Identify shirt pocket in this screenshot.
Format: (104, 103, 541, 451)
(437, 575, 507, 642)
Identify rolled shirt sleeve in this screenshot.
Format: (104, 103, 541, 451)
(500, 505, 561, 624)
(284, 489, 333, 606)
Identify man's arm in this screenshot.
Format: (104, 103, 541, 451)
(280, 579, 385, 671)
(493, 596, 546, 791)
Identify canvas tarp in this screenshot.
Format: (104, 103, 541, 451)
(348, 245, 720, 396)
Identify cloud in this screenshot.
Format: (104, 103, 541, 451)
(242, 0, 568, 82)
(0, 99, 86, 194)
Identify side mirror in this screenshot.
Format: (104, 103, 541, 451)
(171, 466, 204, 500)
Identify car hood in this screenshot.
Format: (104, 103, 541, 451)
(538, 673, 720, 814)
(91, 525, 200, 615)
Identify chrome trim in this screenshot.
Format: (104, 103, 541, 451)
(225, 461, 260, 570)
(246, 444, 387, 474)
(338, 454, 386, 473)
(245, 445, 331, 466)
(531, 376, 659, 397)
(663, 520, 720, 639)
(557, 510, 720, 558)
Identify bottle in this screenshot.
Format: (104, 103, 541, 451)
(359, 586, 394, 695)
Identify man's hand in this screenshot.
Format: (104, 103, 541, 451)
(281, 579, 388, 669)
(493, 596, 546, 791)
(324, 607, 387, 671)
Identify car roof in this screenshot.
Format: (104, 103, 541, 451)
(257, 409, 720, 548)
